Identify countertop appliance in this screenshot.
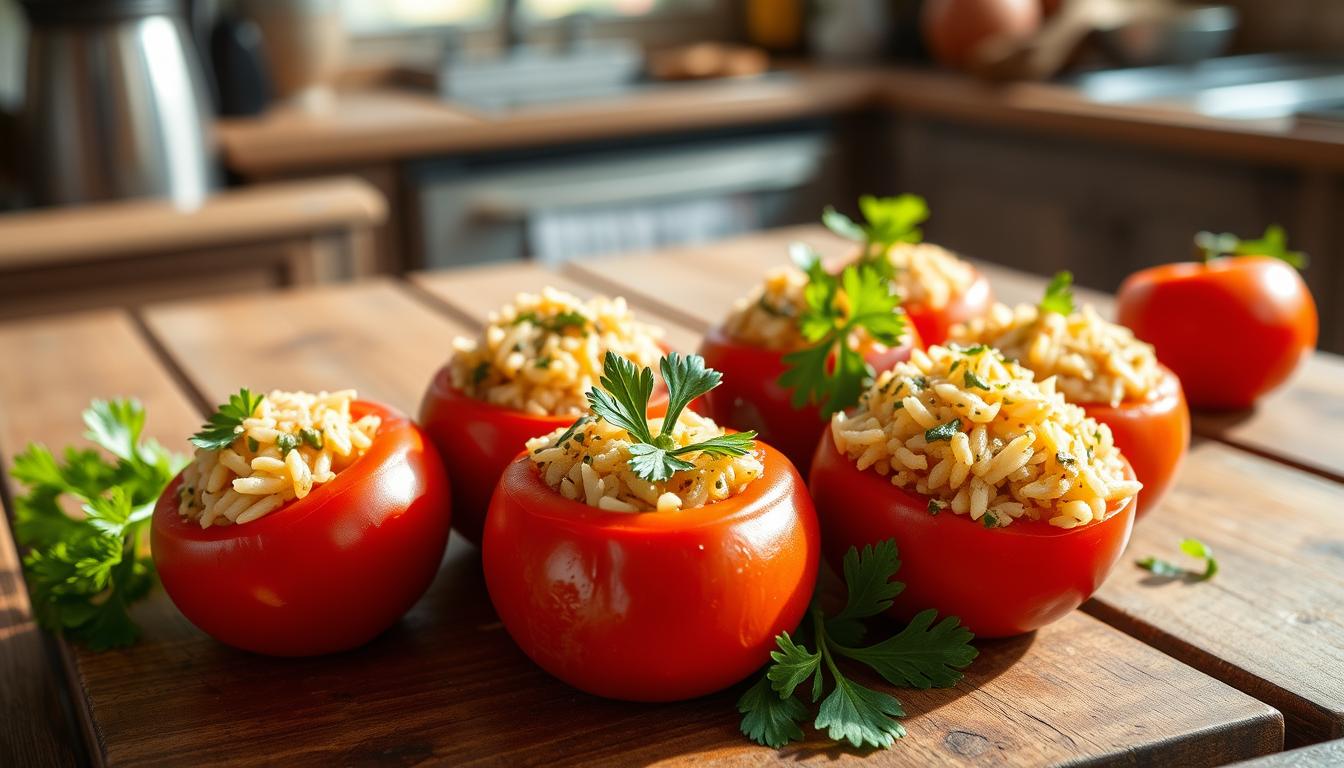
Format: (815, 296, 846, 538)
(19, 0, 216, 207)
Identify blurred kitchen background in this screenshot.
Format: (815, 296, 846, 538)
(0, 0, 1340, 349)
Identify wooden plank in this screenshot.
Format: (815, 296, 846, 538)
(78, 284, 1281, 766)
(569, 232, 1344, 744)
(1229, 739, 1344, 767)
(139, 278, 472, 415)
(0, 311, 209, 768)
(407, 262, 701, 353)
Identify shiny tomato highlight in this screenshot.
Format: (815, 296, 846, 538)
(1117, 256, 1318, 410)
(697, 325, 920, 476)
(809, 432, 1135, 638)
(152, 401, 451, 656)
(418, 366, 669, 546)
(1079, 365, 1189, 517)
(905, 267, 993, 346)
(482, 441, 819, 702)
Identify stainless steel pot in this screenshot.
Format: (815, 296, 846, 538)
(20, 0, 216, 207)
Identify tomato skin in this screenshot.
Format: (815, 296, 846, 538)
(697, 325, 920, 476)
(151, 402, 451, 656)
(482, 441, 819, 702)
(809, 431, 1135, 638)
(1079, 365, 1189, 517)
(906, 268, 993, 346)
(1116, 257, 1318, 410)
(418, 366, 669, 546)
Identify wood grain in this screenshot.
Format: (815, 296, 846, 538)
(1229, 739, 1344, 767)
(408, 262, 701, 353)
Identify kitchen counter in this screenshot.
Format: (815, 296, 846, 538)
(216, 65, 1344, 177)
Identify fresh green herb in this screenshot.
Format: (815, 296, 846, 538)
(982, 513, 999, 529)
(189, 388, 264, 450)
(756, 296, 794, 319)
(535, 355, 553, 369)
(246, 436, 260, 453)
(584, 352, 756, 483)
(512, 310, 590, 333)
(924, 419, 962, 443)
(473, 361, 491, 385)
(738, 540, 977, 749)
(909, 376, 928, 392)
(276, 433, 299, 456)
(955, 343, 988, 355)
(1039, 271, 1075, 316)
(823, 194, 930, 268)
(963, 370, 989, 390)
(1055, 451, 1076, 467)
(299, 427, 324, 450)
(1137, 537, 1218, 580)
(1196, 225, 1306, 268)
(927, 499, 942, 516)
(778, 249, 907, 418)
(10, 399, 186, 650)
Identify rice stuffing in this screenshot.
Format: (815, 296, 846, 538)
(830, 345, 1141, 529)
(950, 302, 1162, 406)
(449, 288, 665, 416)
(177, 389, 380, 528)
(526, 411, 764, 513)
(873, 242, 977, 310)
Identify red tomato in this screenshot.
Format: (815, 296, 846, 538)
(152, 401, 451, 656)
(697, 326, 920, 476)
(482, 441, 819, 702)
(922, 0, 1041, 70)
(419, 369, 669, 547)
(809, 432, 1135, 638)
(905, 267, 994, 346)
(1117, 257, 1318, 410)
(1079, 365, 1189, 516)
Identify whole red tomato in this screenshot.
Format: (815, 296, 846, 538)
(1117, 257, 1318, 410)
(482, 441, 819, 702)
(922, 0, 1041, 71)
(698, 326, 920, 475)
(152, 401, 451, 656)
(809, 432, 1135, 638)
(1079, 365, 1189, 516)
(906, 267, 994, 346)
(419, 368, 669, 546)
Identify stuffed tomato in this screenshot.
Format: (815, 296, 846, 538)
(810, 345, 1140, 638)
(699, 263, 921, 475)
(153, 389, 450, 656)
(420, 287, 670, 546)
(951, 276, 1189, 514)
(483, 351, 819, 702)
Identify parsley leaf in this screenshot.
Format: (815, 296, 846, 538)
(824, 195, 929, 251)
(1137, 537, 1218, 580)
(189, 388, 264, 450)
(963, 370, 990, 389)
(11, 398, 186, 650)
(924, 419, 962, 443)
(1196, 225, 1306, 269)
(738, 539, 977, 751)
(1039, 271, 1075, 316)
(778, 256, 907, 418)
(583, 352, 756, 484)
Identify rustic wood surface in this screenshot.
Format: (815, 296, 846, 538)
(2, 228, 1342, 766)
(1229, 739, 1344, 767)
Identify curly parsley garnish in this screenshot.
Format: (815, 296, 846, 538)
(1137, 537, 1218, 581)
(189, 388, 264, 450)
(778, 245, 908, 418)
(738, 540, 977, 749)
(584, 351, 756, 483)
(10, 399, 186, 649)
(1195, 225, 1306, 269)
(1039, 270, 1075, 316)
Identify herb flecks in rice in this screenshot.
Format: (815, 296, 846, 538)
(831, 345, 1141, 529)
(875, 242, 977, 310)
(951, 303, 1162, 407)
(449, 287, 664, 416)
(177, 389, 380, 528)
(526, 411, 764, 514)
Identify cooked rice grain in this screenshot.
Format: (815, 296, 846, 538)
(526, 411, 763, 513)
(177, 389, 379, 528)
(449, 287, 664, 416)
(876, 242, 977, 310)
(830, 345, 1140, 528)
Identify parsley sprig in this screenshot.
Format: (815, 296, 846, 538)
(824, 194, 930, 270)
(1137, 537, 1218, 581)
(1039, 270, 1075, 315)
(585, 351, 756, 483)
(1195, 225, 1306, 269)
(189, 388, 264, 450)
(739, 540, 978, 749)
(778, 246, 908, 418)
(10, 399, 186, 649)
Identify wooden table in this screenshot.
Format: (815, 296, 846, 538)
(2, 226, 1342, 767)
